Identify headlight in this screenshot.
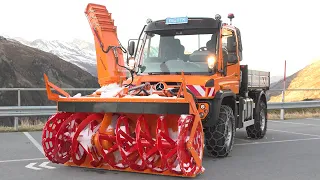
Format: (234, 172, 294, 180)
(207, 56, 215, 69)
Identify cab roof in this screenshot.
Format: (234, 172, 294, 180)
(144, 17, 222, 36)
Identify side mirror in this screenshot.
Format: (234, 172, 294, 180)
(227, 36, 237, 53)
(128, 41, 135, 56)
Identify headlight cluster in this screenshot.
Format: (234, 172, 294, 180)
(207, 56, 216, 69)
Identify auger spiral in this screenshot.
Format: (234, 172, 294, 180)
(42, 112, 205, 177)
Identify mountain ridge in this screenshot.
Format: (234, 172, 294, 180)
(0, 36, 99, 88)
(11, 36, 98, 77)
(0, 36, 99, 126)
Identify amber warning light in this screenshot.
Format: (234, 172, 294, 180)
(228, 13, 235, 25)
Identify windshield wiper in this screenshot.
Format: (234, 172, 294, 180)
(175, 72, 192, 75)
(147, 72, 192, 75)
(147, 72, 171, 75)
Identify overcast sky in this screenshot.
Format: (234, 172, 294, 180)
(0, 0, 319, 77)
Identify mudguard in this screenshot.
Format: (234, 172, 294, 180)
(257, 90, 267, 107)
(249, 90, 267, 108)
(203, 90, 237, 128)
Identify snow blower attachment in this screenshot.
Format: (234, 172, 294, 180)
(41, 3, 204, 177)
(42, 76, 205, 177)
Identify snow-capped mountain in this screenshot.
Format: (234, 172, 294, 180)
(13, 37, 98, 77)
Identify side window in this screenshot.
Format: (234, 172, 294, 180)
(221, 28, 235, 51)
(143, 35, 160, 58)
(148, 35, 160, 57)
(222, 28, 239, 66)
(140, 34, 160, 63)
(221, 28, 235, 61)
(236, 28, 243, 61)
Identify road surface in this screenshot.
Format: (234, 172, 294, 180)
(1, 118, 320, 180)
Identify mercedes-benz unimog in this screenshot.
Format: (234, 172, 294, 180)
(42, 3, 270, 177)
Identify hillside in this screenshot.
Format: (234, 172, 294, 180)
(12, 37, 98, 76)
(269, 60, 320, 102)
(267, 71, 300, 101)
(0, 36, 99, 125)
(270, 76, 283, 84)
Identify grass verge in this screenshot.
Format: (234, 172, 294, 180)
(268, 108, 320, 120)
(0, 119, 44, 132)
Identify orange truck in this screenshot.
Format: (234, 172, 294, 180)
(41, 3, 270, 178)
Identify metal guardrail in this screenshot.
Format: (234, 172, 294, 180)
(1, 101, 320, 117)
(0, 106, 57, 117)
(2, 101, 320, 117)
(0, 88, 98, 130)
(267, 101, 320, 110)
(1, 87, 320, 130)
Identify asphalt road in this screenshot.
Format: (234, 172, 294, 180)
(1, 118, 320, 180)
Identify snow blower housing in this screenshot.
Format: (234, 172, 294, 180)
(41, 3, 270, 178)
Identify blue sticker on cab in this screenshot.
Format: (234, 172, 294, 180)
(165, 17, 188, 24)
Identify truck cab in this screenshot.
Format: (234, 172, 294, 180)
(127, 15, 241, 78)
(125, 14, 270, 158)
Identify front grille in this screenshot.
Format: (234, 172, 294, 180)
(148, 82, 180, 86)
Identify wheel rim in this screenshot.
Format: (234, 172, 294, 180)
(225, 118, 232, 147)
(260, 109, 266, 131)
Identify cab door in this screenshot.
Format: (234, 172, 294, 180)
(221, 27, 241, 80)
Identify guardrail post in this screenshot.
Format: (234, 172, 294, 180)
(14, 89, 21, 130)
(280, 90, 285, 120)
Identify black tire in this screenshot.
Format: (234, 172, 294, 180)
(246, 100, 267, 139)
(204, 105, 236, 157)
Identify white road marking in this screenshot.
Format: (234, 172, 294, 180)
(25, 162, 56, 170)
(268, 128, 320, 137)
(23, 132, 44, 156)
(39, 162, 56, 169)
(269, 120, 320, 127)
(235, 138, 252, 143)
(25, 162, 42, 170)
(0, 158, 47, 163)
(235, 137, 320, 146)
(305, 118, 320, 121)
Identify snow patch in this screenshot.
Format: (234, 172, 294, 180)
(185, 135, 190, 142)
(137, 159, 143, 165)
(77, 124, 101, 151)
(116, 163, 125, 168)
(94, 83, 124, 98)
(172, 163, 181, 172)
(153, 167, 165, 172)
(168, 128, 178, 140)
(184, 167, 192, 173)
(73, 93, 81, 98)
(121, 148, 131, 156)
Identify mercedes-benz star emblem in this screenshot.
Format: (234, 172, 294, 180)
(155, 82, 165, 90)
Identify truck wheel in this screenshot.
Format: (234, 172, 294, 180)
(246, 100, 267, 139)
(204, 105, 235, 157)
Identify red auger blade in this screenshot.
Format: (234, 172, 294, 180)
(42, 112, 72, 163)
(42, 112, 205, 177)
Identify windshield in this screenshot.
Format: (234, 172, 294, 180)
(137, 31, 218, 74)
